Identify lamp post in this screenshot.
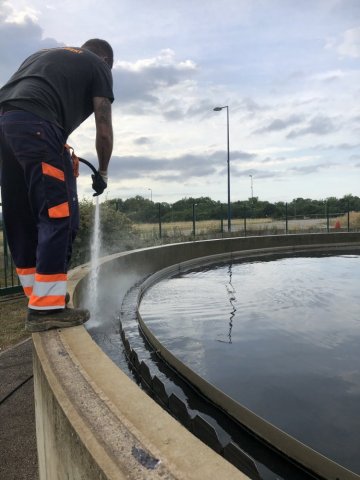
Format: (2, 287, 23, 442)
(249, 174, 253, 218)
(147, 188, 152, 202)
(213, 105, 231, 232)
(192, 203, 197, 238)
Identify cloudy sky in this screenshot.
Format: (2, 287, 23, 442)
(1, 0, 360, 203)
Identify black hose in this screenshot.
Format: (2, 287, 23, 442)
(78, 157, 97, 175)
(0, 374, 33, 405)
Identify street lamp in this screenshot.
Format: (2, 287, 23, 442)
(249, 174, 254, 218)
(249, 174, 254, 201)
(213, 105, 231, 232)
(147, 188, 152, 202)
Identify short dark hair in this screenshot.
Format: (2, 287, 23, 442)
(81, 39, 113, 68)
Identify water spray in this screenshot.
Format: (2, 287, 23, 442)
(78, 157, 104, 324)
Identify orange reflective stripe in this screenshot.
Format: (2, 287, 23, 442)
(42, 162, 65, 181)
(35, 273, 67, 282)
(16, 267, 36, 275)
(48, 202, 70, 218)
(23, 286, 33, 297)
(29, 295, 65, 308)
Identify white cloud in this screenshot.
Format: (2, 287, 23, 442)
(335, 27, 360, 58)
(115, 49, 196, 72)
(113, 49, 198, 109)
(0, 0, 61, 84)
(287, 115, 339, 139)
(1, 1, 360, 202)
(254, 114, 304, 134)
(310, 69, 346, 82)
(3, 2, 39, 24)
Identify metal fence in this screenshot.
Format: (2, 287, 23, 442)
(1, 205, 358, 296)
(0, 226, 21, 295)
(137, 208, 356, 241)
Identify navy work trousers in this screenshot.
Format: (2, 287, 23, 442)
(0, 109, 79, 309)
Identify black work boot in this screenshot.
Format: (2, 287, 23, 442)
(25, 307, 90, 332)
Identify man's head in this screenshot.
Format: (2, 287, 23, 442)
(81, 39, 114, 69)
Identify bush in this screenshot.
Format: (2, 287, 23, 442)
(71, 199, 137, 267)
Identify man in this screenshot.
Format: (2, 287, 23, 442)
(0, 39, 114, 332)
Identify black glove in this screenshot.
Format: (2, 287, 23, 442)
(92, 170, 108, 196)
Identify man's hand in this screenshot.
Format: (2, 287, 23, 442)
(92, 170, 108, 196)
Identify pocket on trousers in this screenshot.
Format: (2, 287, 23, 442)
(42, 162, 70, 218)
(4, 123, 46, 155)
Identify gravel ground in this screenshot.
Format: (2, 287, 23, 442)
(0, 293, 38, 479)
(0, 336, 38, 480)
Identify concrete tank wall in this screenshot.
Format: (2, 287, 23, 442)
(32, 233, 360, 480)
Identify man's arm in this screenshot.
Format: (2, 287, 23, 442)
(93, 96, 113, 173)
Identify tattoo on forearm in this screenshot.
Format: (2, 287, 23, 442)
(97, 99, 111, 124)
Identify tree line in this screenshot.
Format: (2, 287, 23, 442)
(66, 194, 360, 267)
(106, 194, 360, 223)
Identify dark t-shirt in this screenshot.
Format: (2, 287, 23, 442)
(0, 47, 114, 137)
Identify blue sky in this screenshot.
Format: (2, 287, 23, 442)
(1, 0, 360, 203)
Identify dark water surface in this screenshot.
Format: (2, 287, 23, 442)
(139, 253, 360, 474)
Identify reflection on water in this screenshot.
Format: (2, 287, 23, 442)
(222, 263, 235, 344)
(139, 253, 360, 474)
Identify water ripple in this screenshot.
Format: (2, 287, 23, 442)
(139, 253, 360, 473)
